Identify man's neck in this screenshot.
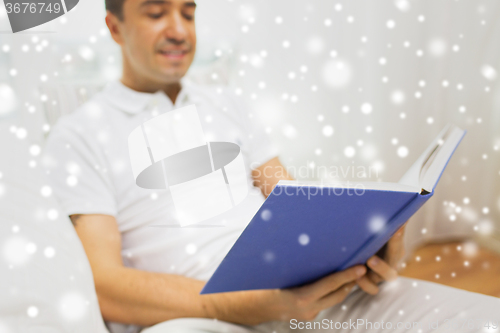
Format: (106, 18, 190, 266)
(120, 74, 182, 105)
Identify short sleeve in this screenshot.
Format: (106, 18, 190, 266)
(42, 119, 117, 217)
(229, 93, 279, 169)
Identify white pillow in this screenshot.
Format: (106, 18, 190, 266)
(0, 126, 109, 333)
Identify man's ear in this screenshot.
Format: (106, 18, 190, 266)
(105, 11, 125, 46)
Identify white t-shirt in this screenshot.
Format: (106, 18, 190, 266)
(42, 78, 279, 282)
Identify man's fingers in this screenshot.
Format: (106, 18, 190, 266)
(316, 281, 357, 310)
(299, 265, 366, 300)
(366, 256, 398, 281)
(386, 226, 406, 267)
(356, 275, 379, 295)
(367, 270, 383, 284)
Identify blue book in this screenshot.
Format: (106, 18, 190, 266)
(201, 124, 466, 294)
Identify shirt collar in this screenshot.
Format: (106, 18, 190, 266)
(102, 77, 192, 115)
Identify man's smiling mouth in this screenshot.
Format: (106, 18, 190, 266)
(158, 49, 189, 59)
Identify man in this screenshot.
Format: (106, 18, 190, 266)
(43, 0, 500, 332)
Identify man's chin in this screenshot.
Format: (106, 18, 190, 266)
(154, 70, 187, 84)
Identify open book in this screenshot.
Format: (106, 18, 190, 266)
(201, 124, 466, 294)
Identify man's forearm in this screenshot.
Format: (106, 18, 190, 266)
(95, 266, 207, 326)
(94, 266, 275, 327)
(71, 214, 280, 327)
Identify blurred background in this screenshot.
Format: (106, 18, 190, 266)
(0, 0, 499, 296)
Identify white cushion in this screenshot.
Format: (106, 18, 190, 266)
(0, 125, 108, 332)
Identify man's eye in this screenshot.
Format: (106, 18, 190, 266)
(183, 14, 194, 21)
(148, 12, 164, 19)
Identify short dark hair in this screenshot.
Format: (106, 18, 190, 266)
(105, 0, 125, 21)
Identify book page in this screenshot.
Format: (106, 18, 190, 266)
(278, 124, 464, 195)
(398, 124, 455, 189)
(419, 126, 465, 192)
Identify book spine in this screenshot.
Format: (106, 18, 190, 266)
(339, 191, 433, 270)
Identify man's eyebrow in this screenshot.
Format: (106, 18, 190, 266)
(139, 0, 196, 7)
(140, 0, 166, 7)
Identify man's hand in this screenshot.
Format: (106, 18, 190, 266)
(355, 222, 408, 295)
(276, 265, 367, 321)
(251, 156, 293, 198)
(206, 265, 367, 324)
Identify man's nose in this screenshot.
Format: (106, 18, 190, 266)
(164, 11, 188, 43)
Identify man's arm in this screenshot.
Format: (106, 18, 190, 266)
(71, 213, 368, 327)
(70, 214, 209, 325)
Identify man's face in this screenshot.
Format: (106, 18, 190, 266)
(116, 0, 197, 84)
